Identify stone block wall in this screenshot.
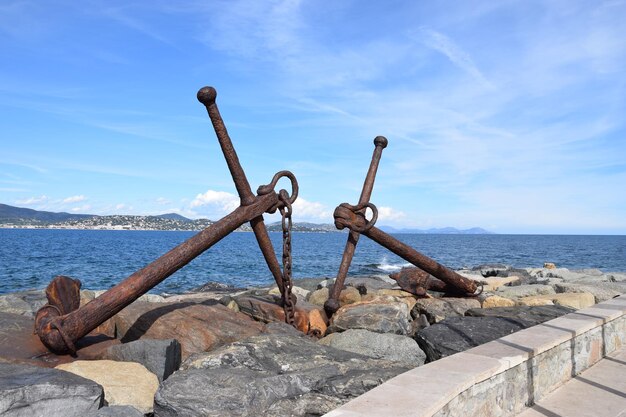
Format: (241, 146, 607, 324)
(324, 294, 626, 417)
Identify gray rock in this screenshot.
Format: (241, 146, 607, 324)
(410, 298, 481, 324)
(344, 276, 396, 294)
(604, 272, 626, 282)
(103, 339, 181, 382)
(0, 290, 46, 317)
(497, 268, 535, 284)
(0, 363, 104, 417)
(496, 284, 556, 298)
(554, 282, 625, 303)
(571, 268, 604, 276)
(414, 316, 535, 362)
(154, 333, 409, 417)
(319, 328, 426, 367)
(92, 406, 144, 416)
(328, 301, 410, 335)
(464, 305, 575, 324)
(472, 264, 510, 277)
(292, 277, 333, 291)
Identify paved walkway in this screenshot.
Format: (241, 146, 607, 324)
(517, 346, 626, 417)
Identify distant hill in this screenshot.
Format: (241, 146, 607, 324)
(0, 203, 337, 232)
(378, 226, 494, 234)
(0, 203, 92, 224)
(156, 213, 192, 222)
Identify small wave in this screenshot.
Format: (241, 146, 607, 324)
(376, 262, 412, 272)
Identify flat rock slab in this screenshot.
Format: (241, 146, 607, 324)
(57, 360, 159, 414)
(329, 300, 410, 335)
(496, 284, 556, 298)
(414, 316, 538, 362)
(0, 311, 118, 368)
(465, 305, 575, 324)
(411, 297, 481, 324)
(318, 328, 426, 367)
(0, 362, 104, 417)
(555, 282, 625, 303)
(112, 300, 266, 360)
(155, 333, 410, 417)
(518, 292, 596, 309)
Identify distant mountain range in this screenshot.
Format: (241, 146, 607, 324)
(378, 226, 494, 234)
(0, 203, 493, 234)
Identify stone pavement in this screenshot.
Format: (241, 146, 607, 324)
(517, 345, 626, 417)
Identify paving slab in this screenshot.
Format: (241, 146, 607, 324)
(517, 346, 626, 417)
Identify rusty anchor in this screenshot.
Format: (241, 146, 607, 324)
(34, 86, 299, 355)
(324, 137, 479, 316)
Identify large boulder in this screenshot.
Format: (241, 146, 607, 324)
(328, 300, 411, 335)
(0, 290, 46, 317)
(414, 316, 537, 362)
(111, 300, 266, 360)
(465, 305, 575, 324)
(318, 328, 426, 367)
(56, 360, 158, 414)
(0, 363, 104, 416)
(0, 311, 117, 367)
(155, 333, 410, 417)
(410, 297, 481, 324)
(98, 338, 181, 382)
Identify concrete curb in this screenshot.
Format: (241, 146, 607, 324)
(324, 294, 626, 417)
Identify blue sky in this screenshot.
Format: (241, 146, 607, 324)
(1, 0, 625, 234)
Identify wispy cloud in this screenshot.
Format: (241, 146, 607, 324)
(15, 195, 48, 205)
(411, 27, 495, 89)
(62, 195, 86, 204)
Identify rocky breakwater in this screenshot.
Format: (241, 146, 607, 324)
(0, 264, 624, 416)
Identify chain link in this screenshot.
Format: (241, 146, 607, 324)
(278, 189, 297, 327)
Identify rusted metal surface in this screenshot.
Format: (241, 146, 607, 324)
(388, 267, 449, 296)
(35, 87, 299, 354)
(326, 138, 478, 316)
(325, 136, 387, 316)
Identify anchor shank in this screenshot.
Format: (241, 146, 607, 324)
(197, 87, 286, 294)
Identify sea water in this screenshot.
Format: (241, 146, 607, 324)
(0, 229, 624, 294)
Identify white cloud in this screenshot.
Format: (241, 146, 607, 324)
(62, 195, 86, 204)
(191, 189, 240, 214)
(291, 197, 332, 222)
(15, 195, 48, 205)
(377, 206, 407, 223)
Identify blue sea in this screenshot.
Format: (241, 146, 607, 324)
(0, 229, 625, 295)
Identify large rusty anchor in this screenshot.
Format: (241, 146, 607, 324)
(324, 137, 479, 316)
(34, 86, 299, 355)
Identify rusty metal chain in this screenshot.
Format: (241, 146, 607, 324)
(278, 189, 297, 327)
